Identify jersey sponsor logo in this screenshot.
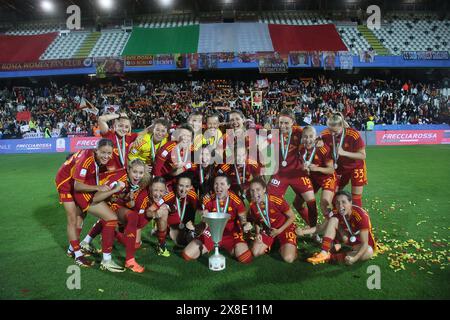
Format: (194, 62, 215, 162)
(270, 178, 281, 186)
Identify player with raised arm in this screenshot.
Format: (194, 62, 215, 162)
(128, 118, 170, 174)
(98, 112, 138, 171)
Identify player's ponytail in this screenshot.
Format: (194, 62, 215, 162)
(326, 112, 350, 129)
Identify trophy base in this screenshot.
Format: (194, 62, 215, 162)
(209, 253, 226, 271)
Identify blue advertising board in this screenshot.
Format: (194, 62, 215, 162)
(0, 138, 70, 154)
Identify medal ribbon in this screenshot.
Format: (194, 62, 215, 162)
(94, 160, 99, 185)
(340, 209, 360, 238)
(200, 165, 204, 184)
(176, 145, 189, 165)
(256, 194, 271, 228)
(234, 164, 246, 186)
(303, 146, 317, 166)
(332, 127, 345, 164)
(116, 135, 126, 167)
(176, 197, 187, 223)
(150, 135, 156, 162)
(280, 130, 292, 164)
(216, 196, 230, 215)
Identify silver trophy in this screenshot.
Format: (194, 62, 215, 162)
(203, 212, 230, 271)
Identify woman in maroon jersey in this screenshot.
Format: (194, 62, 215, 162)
(98, 112, 138, 171)
(320, 113, 367, 207)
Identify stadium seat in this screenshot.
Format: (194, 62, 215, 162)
(40, 32, 89, 60)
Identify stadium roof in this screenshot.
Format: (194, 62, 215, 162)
(0, 0, 447, 25)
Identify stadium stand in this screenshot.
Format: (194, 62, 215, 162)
(138, 13, 198, 28)
(4, 21, 62, 35)
(259, 11, 333, 25)
(89, 30, 130, 58)
(337, 25, 372, 55)
(372, 12, 450, 54)
(41, 32, 90, 60)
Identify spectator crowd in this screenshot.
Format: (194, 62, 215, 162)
(0, 76, 448, 139)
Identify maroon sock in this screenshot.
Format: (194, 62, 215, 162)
(299, 207, 310, 225)
(157, 230, 167, 246)
(293, 198, 309, 225)
(124, 211, 139, 261)
(115, 231, 126, 246)
(306, 199, 318, 227)
(330, 252, 347, 263)
(321, 237, 333, 252)
(76, 227, 82, 240)
(70, 240, 81, 252)
(101, 220, 118, 254)
(137, 214, 149, 229)
(88, 220, 103, 239)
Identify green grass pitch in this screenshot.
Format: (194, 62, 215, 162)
(0, 145, 449, 300)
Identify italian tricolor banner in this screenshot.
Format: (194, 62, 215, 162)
(121, 23, 347, 56)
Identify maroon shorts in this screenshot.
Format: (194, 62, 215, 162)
(260, 224, 297, 249)
(311, 173, 338, 193)
(337, 165, 367, 189)
(167, 213, 181, 227)
(56, 177, 75, 203)
(199, 227, 247, 253)
(73, 192, 94, 212)
(267, 174, 313, 197)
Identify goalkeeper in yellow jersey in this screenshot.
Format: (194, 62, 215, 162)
(202, 113, 223, 148)
(128, 118, 171, 174)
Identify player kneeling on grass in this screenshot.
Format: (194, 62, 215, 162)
(248, 177, 298, 263)
(182, 174, 253, 264)
(149, 173, 199, 257)
(299, 190, 375, 265)
(82, 159, 150, 273)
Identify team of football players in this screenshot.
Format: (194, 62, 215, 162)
(55, 108, 375, 272)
